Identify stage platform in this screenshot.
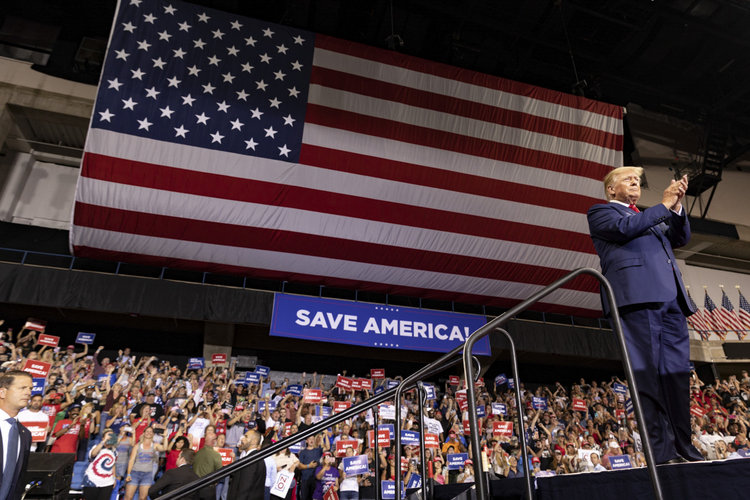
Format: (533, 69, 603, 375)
(429, 458, 750, 500)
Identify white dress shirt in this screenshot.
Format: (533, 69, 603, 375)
(0, 407, 21, 473)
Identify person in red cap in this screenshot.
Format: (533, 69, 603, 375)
(457, 459, 475, 483)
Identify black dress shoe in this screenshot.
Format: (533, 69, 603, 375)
(661, 457, 689, 465)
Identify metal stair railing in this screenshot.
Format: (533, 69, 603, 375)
(462, 268, 663, 500)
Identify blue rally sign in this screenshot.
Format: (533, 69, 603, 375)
(342, 455, 369, 475)
(400, 430, 420, 446)
(447, 453, 469, 470)
(76, 332, 96, 344)
(610, 455, 632, 470)
(270, 294, 490, 354)
(32, 378, 46, 396)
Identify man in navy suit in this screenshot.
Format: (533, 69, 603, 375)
(0, 370, 33, 500)
(588, 166, 702, 464)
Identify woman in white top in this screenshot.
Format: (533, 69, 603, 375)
(338, 447, 361, 500)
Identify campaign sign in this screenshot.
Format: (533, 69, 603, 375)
(288, 441, 304, 454)
(359, 378, 372, 390)
(270, 470, 295, 498)
(335, 439, 359, 457)
(31, 378, 46, 396)
(257, 400, 277, 413)
(283, 422, 293, 436)
(333, 401, 352, 414)
(508, 378, 515, 389)
(476, 406, 486, 418)
(475, 377, 484, 387)
(381, 480, 405, 500)
(615, 409, 625, 420)
(610, 455, 633, 470)
(455, 390, 467, 411)
(271, 294, 490, 354)
(495, 373, 507, 386)
(492, 403, 507, 416)
(462, 419, 471, 435)
(303, 389, 323, 404)
(532, 397, 548, 410)
(371, 368, 385, 379)
(625, 398, 634, 415)
(493, 421, 513, 438)
(188, 357, 204, 369)
(217, 448, 234, 467)
(336, 376, 353, 390)
(612, 383, 628, 395)
(351, 378, 362, 391)
(21, 422, 48, 443)
(246, 372, 261, 385)
(572, 398, 588, 412)
(212, 353, 227, 365)
(22, 360, 51, 378)
(286, 384, 303, 396)
(400, 430, 420, 446)
(342, 454, 369, 475)
(406, 473, 421, 489)
(379, 404, 396, 420)
(76, 332, 96, 344)
(37, 334, 60, 347)
(23, 318, 47, 332)
(423, 384, 436, 400)
(448, 375, 460, 386)
(255, 365, 270, 377)
(367, 429, 392, 448)
(387, 380, 400, 389)
(424, 433, 440, 448)
(379, 424, 394, 440)
(447, 453, 469, 470)
(316, 406, 332, 418)
(374, 386, 384, 395)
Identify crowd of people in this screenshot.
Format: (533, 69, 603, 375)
(2, 320, 750, 500)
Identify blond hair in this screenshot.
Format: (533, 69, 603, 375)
(603, 166, 643, 200)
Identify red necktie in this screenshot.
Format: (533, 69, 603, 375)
(628, 204, 640, 213)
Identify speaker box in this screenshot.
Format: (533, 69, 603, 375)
(20, 453, 75, 497)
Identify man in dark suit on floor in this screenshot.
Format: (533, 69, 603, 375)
(0, 370, 33, 500)
(148, 448, 201, 500)
(228, 430, 266, 500)
(588, 166, 703, 465)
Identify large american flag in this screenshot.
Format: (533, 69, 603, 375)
(703, 289, 727, 340)
(685, 287, 710, 341)
(71, 0, 623, 316)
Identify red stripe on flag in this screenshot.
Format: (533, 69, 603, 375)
(304, 104, 614, 179)
(71, 244, 601, 317)
(72, 202, 598, 293)
(314, 34, 625, 120)
(81, 153, 597, 253)
(309, 66, 622, 151)
(298, 145, 602, 215)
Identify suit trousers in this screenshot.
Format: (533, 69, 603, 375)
(618, 297, 702, 463)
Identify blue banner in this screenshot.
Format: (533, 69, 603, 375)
(625, 398, 634, 415)
(257, 400, 277, 413)
(508, 378, 515, 389)
(374, 385, 384, 395)
(447, 453, 469, 470)
(246, 372, 261, 384)
(495, 373, 507, 386)
(532, 397, 547, 410)
(387, 380, 399, 389)
(188, 357, 204, 369)
(76, 332, 96, 344)
(342, 454, 369, 475)
(423, 384, 435, 400)
(612, 382, 628, 395)
(476, 406, 486, 418)
(379, 424, 395, 438)
(270, 294, 490, 354)
(381, 481, 405, 499)
(288, 441, 304, 454)
(406, 473, 421, 489)
(32, 378, 45, 396)
(255, 365, 270, 377)
(286, 384, 302, 396)
(610, 455, 632, 470)
(400, 430, 420, 446)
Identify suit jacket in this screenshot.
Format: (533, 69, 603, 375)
(148, 464, 200, 500)
(227, 453, 266, 500)
(0, 421, 32, 500)
(587, 202, 695, 316)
